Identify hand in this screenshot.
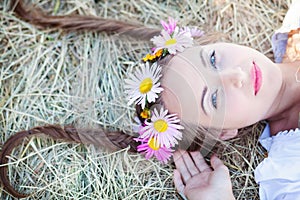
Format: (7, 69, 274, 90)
(173, 150, 235, 200)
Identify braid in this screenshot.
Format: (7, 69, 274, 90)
(11, 0, 160, 40)
(0, 125, 138, 198)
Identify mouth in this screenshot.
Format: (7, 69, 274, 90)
(251, 61, 262, 95)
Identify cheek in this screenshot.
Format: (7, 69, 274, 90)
(222, 92, 256, 127)
(224, 95, 245, 116)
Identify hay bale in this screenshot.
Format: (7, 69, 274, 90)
(0, 0, 291, 199)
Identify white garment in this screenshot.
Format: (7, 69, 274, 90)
(254, 124, 300, 200)
(275, 0, 300, 34)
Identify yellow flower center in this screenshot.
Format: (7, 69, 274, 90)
(148, 137, 160, 150)
(139, 78, 153, 94)
(154, 119, 168, 133)
(165, 38, 177, 46)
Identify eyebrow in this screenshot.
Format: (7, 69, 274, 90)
(201, 86, 208, 116)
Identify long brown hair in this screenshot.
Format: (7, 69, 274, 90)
(11, 0, 160, 40)
(2, 1, 223, 198)
(0, 125, 138, 198)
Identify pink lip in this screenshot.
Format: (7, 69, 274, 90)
(251, 61, 262, 95)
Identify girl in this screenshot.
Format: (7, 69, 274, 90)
(173, 1, 300, 199)
(1, 0, 298, 199)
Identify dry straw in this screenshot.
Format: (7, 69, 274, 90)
(0, 0, 291, 199)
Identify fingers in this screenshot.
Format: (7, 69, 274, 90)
(173, 169, 185, 193)
(209, 154, 234, 195)
(210, 154, 226, 170)
(174, 151, 192, 183)
(190, 151, 212, 173)
(210, 154, 230, 179)
(174, 150, 212, 184)
(181, 151, 200, 176)
(174, 169, 189, 200)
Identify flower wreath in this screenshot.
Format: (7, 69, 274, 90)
(124, 17, 204, 164)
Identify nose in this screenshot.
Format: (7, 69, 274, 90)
(220, 67, 246, 88)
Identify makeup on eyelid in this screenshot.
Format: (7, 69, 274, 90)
(201, 86, 208, 115)
(203, 87, 219, 115)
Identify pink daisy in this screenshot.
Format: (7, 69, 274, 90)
(140, 107, 184, 148)
(137, 137, 174, 164)
(181, 26, 204, 37)
(160, 17, 177, 35)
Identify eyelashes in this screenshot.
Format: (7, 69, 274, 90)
(211, 89, 218, 109)
(210, 50, 217, 69)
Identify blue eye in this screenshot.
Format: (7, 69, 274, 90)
(210, 50, 217, 68)
(211, 90, 218, 109)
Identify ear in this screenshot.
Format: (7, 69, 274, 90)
(219, 129, 238, 140)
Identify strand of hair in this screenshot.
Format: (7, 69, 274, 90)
(0, 125, 137, 198)
(11, 0, 160, 40)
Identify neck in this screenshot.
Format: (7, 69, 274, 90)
(267, 60, 300, 134)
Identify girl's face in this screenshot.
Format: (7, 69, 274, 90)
(161, 43, 282, 131)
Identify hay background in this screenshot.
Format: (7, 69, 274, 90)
(0, 0, 291, 199)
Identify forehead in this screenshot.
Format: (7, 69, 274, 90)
(175, 46, 207, 68)
(161, 49, 223, 128)
(162, 46, 209, 81)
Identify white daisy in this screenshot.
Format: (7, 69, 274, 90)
(140, 107, 184, 148)
(150, 27, 193, 54)
(124, 62, 163, 109)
